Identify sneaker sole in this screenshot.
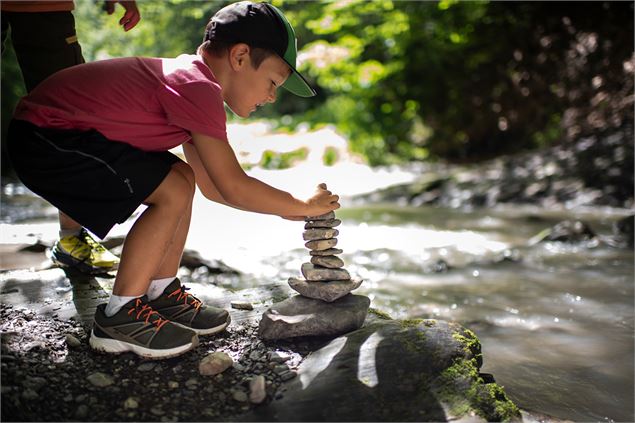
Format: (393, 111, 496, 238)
(173, 314, 231, 336)
(50, 250, 118, 274)
(89, 330, 198, 359)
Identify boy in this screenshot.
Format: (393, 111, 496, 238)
(2, 0, 141, 274)
(7, 1, 340, 359)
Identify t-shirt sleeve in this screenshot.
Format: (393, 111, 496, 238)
(156, 80, 228, 142)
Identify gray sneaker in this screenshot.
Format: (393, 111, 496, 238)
(89, 296, 198, 359)
(147, 278, 230, 336)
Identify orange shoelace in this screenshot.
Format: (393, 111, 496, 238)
(167, 286, 202, 310)
(128, 298, 169, 331)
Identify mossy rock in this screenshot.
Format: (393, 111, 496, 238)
(239, 317, 520, 422)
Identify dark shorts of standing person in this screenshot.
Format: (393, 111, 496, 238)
(1, 11, 84, 92)
(7, 119, 183, 239)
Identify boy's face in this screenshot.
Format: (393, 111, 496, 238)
(224, 47, 291, 118)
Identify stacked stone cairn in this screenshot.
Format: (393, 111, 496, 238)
(288, 211, 363, 302)
(258, 211, 370, 340)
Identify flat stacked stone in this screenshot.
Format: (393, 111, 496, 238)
(292, 212, 362, 301)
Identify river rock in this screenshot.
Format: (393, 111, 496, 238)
(249, 375, 267, 404)
(304, 238, 337, 251)
(301, 263, 350, 281)
(309, 255, 344, 269)
(305, 211, 335, 221)
(258, 295, 370, 340)
(288, 278, 362, 302)
(309, 248, 343, 257)
(302, 228, 339, 241)
(199, 352, 233, 376)
(244, 318, 520, 422)
(305, 219, 341, 229)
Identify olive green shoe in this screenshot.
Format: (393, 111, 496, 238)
(89, 296, 198, 359)
(147, 278, 231, 336)
(51, 228, 119, 274)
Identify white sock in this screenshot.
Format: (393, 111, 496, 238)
(104, 294, 139, 317)
(146, 277, 177, 301)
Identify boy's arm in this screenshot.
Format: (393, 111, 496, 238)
(186, 132, 339, 217)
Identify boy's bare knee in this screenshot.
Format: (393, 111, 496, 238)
(172, 162, 196, 196)
(145, 167, 194, 208)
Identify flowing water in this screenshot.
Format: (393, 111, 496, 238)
(1, 125, 633, 421)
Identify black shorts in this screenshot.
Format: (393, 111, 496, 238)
(7, 119, 183, 239)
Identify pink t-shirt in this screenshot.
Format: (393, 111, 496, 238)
(14, 54, 227, 151)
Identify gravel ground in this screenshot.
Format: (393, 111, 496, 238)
(0, 303, 327, 422)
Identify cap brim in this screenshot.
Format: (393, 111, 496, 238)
(281, 59, 316, 97)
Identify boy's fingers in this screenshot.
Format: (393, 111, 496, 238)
(328, 194, 339, 203)
(317, 183, 327, 189)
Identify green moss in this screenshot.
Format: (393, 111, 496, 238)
(368, 307, 393, 320)
(452, 328, 482, 364)
(435, 358, 520, 422)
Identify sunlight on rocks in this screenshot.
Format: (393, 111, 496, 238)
(299, 336, 347, 390)
(357, 331, 383, 388)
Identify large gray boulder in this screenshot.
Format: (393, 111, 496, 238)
(244, 316, 520, 422)
(258, 294, 370, 340)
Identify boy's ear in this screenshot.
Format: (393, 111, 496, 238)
(229, 43, 250, 71)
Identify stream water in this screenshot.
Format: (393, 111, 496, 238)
(1, 127, 633, 422)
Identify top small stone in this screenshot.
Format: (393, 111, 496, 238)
(305, 211, 335, 222)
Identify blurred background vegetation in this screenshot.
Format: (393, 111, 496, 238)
(1, 0, 633, 172)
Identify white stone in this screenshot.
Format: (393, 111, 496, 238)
(199, 352, 233, 376)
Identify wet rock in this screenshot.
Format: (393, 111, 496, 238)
(199, 352, 233, 376)
(288, 278, 363, 303)
(258, 295, 370, 340)
(309, 248, 343, 257)
(532, 220, 597, 244)
(179, 249, 240, 274)
(87, 372, 114, 387)
(304, 238, 338, 251)
(613, 215, 634, 248)
(231, 301, 254, 311)
(137, 362, 156, 372)
(310, 255, 344, 269)
(301, 263, 350, 281)
(302, 228, 339, 241)
(305, 219, 341, 229)
(249, 375, 266, 404)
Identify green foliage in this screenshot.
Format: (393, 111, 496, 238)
(259, 147, 308, 169)
(322, 146, 338, 166)
(2, 0, 631, 171)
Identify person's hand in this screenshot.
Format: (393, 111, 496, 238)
(304, 183, 340, 217)
(103, 1, 141, 31)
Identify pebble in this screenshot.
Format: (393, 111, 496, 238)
(279, 370, 297, 381)
(304, 218, 341, 229)
(268, 351, 291, 363)
(65, 334, 81, 348)
(75, 404, 89, 419)
(302, 228, 339, 241)
(21, 388, 38, 400)
(168, 381, 179, 389)
(87, 372, 114, 387)
(304, 238, 338, 251)
(232, 390, 248, 402)
(124, 397, 139, 409)
(309, 248, 343, 256)
(310, 255, 344, 268)
(151, 406, 165, 416)
(231, 301, 254, 311)
(137, 362, 156, 372)
(249, 375, 266, 404)
(199, 352, 233, 376)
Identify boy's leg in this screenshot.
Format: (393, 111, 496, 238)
(142, 163, 230, 336)
(112, 162, 195, 297)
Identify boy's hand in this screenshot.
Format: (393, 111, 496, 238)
(305, 183, 340, 216)
(103, 1, 141, 31)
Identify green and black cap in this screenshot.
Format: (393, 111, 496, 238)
(204, 1, 316, 97)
